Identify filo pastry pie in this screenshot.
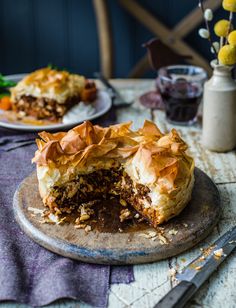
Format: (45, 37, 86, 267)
(32, 120, 194, 227)
(10, 67, 97, 120)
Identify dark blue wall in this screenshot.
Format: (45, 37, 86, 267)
(0, 0, 225, 78)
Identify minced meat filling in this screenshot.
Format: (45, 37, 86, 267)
(13, 95, 80, 120)
(52, 168, 151, 214)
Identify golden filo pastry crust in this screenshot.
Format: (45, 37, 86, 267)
(32, 120, 194, 226)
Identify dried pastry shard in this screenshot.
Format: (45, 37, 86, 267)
(32, 120, 194, 227)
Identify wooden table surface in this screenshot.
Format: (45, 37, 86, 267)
(2, 79, 236, 308)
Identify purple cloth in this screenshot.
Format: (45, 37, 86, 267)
(0, 131, 134, 307)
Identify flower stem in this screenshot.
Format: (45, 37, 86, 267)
(227, 11, 234, 43)
(220, 36, 224, 49)
(198, 0, 218, 60)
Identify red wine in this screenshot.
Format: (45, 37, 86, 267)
(160, 81, 202, 124)
(162, 93, 201, 123)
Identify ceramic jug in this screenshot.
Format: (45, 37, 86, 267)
(202, 62, 236, 152)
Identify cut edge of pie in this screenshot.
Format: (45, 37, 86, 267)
(32, 120, 194, 227)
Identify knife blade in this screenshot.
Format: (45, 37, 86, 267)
(94, 72, 133, 107)
(154, 226, 236, 308)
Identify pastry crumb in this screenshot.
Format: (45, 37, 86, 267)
(213, 248, 225, 258)
(168, 268, 177, 278)
(168, 229, 178, 235)
(74, 224, 86, 229)
(28, 207, 44, 214)
(195, 265, 203, 271)
(158, 234, 168, 245)
(79, 214, 90, 222)
(85, 225, 92, 233)
(139, 230, 157, 239)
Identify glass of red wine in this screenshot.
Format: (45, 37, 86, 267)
(157, 65, 207, 125)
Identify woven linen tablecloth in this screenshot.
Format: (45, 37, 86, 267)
(0, 129, 134, 307)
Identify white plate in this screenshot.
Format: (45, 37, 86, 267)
(0, 74, 112, 132)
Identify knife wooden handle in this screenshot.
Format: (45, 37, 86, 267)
(153, 281, 197, 308)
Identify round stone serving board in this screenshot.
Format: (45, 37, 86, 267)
(13, 168, 221, 265)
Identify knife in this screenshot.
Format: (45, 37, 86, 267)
(154, 226, 236, 308)
(94, 72, 133, 107)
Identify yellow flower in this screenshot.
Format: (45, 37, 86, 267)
(218, 45, 236, 65)
(223, 0, 236, 12)
(214, 20, 231, 37)
(228, 30, 236, 45)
